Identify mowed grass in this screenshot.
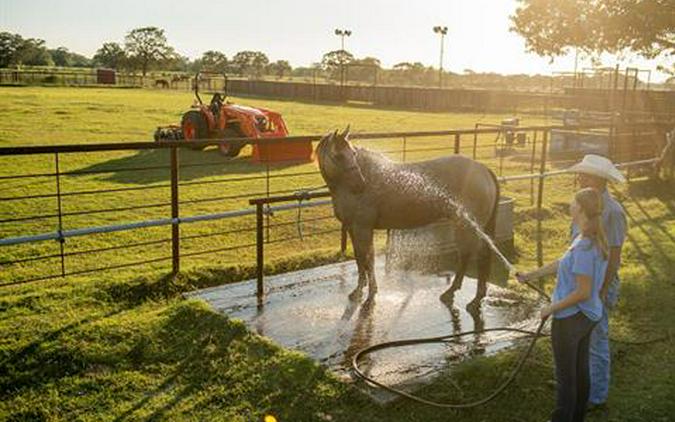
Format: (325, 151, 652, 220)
(0, 86, 545, 282)
(0, 86, 673, 421)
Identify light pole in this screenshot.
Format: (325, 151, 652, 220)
(335, 29, 352, 89)
(433, 26, 448, 88)
(335, 28, 352, 51)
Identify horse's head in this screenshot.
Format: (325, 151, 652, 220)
(317, 125, 366, 193)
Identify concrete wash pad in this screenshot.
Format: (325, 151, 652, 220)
(187, 256, 543, 404)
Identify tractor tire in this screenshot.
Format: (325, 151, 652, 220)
(218, 128, 246, 158)
(181, 110, 208, 150)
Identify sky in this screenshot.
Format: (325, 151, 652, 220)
(1, 0, 671, 82)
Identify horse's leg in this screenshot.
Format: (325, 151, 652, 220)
(348, 225, 372, 301)
(467, 240, 492, 311)
(440, 224, 476, 303)
(439, 251, 470, 304)
(365, 235, 377, 302)
(468, 191, 498, 311)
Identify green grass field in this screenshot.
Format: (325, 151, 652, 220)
(0, 86, 673, 421)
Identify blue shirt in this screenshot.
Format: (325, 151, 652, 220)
(570, 189, 626, 307)
(553, 236, 607, 321)
(571, 189, 626, 251)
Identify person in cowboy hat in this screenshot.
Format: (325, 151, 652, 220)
(567, 154, 627, 411)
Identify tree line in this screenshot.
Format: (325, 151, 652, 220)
(1, 1, 672, 88)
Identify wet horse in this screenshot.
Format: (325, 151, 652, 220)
(316, 127, 501, 310)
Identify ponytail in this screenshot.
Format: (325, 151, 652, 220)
(575, 188, 609, 260)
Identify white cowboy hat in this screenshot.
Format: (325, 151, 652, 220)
(567, 154, 626, 183)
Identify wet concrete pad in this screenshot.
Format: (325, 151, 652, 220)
(187, 257, 541, 404)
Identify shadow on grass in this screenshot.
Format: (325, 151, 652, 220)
(0, 308, 125, 396)
(113, 301, 358, 422)
(72, 148, 305, 185)
(97, 251, 350, 309)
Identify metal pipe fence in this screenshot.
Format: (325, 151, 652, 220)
(0, 122, 668, 287)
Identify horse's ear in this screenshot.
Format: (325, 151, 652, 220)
(341, 125, 351, 140)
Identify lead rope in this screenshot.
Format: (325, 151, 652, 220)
(295, 184, 328, 241)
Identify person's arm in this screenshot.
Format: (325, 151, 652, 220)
(516, 260, 559, 283)
(600, 246, 621, 302)
(601, 206, 626, 303)
(540, 274, 592, 319)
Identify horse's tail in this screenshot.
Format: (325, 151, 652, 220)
(478, 168, 500, 281)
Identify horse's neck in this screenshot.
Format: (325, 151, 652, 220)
(356, 148, 393, 178)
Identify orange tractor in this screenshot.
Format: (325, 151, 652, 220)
(154, 72, 312, 162)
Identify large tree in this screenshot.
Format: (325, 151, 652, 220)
(266, 59, 292, 79)
(321, 49, 354, 81)
(49, 47, 91, 67)
(0, 32, 52, 67)
(93, 42, 126, 69)
(124, 27, 174, 76)
(511, 0, 675, 60)
(200, 50, 228, 73)
(231, 51, 269, 77)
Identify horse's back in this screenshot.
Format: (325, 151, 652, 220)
(405, 154, 497, 218)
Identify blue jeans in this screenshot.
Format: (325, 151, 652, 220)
(589, 278, 619, 405)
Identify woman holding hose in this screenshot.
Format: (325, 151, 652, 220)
(517, 188, 608, 422)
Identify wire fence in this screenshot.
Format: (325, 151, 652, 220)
(0, 122, 669, 287)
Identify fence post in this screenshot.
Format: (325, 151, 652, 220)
(536, 130, 549, 268)
(402, 136, 407, 162)
(529, 130, 538, 206)
(498, 130, 505, 176)
(265, 145, 271, 242)
(256, 202, 265, 300)
(472, 125, 478, 159)
(54, 152, 66, 277)
(454, 133, 460, 154)
(170, 146, 180, 276)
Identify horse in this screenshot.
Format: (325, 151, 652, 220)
(154, 79, 170, 89)
(316, 126, 501, 310)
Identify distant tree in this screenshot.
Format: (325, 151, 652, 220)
(321, 49, 354, 70)
(21, 39, 52, 66)
(0, 32, 52, 67)
(266, 59, 292, 78)
(348, 57, 380, 83)
(511, 0, 675, 59)
(50, 47, 72, 67)
(0, 32, 23, 67)
(321, 49, 354, 81)
(49, 47, 91, 67)
(391, 61, 433, 86)
(231, 51, 269, 77)
(93, 42, 126, 69)
(163, 53, 191, 72)
(124, 27, 174, 76)
(200, 50, 228, 73)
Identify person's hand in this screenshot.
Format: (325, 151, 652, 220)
(540, 304, 554, 320)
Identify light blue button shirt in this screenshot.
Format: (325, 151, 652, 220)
(571, 189, 626, 251)
(553, 236, 607, 321)
(571, 189, 626, 306)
